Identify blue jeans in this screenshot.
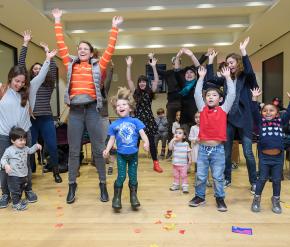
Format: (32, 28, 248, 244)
(255, 152, 283, 196)
(67, 103, 106, 184)
(224, 123, 257, 184)
(195, 144, 225, 199)
(31, 115, 58, 168)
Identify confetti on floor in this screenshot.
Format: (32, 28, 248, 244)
(54, 223, 64, 228)
(232, 226, 252, 235)
(133, 228, 141, 233)
(149, 244, 159, 247)
(179, 229, 186, 234)
(154, 220, 162, 224)
(163, 223, 176, 231)
(164, 210, 176, 219)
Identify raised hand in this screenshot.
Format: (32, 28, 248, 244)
(240, 37, 250, 56)
(46, 49, 57, 60)
(148, 57, 157, 67)
(182, 48, 193, 57)
(125, 56, 133, 66)
(148, 52, 154, 59)
(198, 66, 207, 78)
(206, 47, 214, 56)
(36, 144, 42, 151)
(112, 16, 123, 28)
(250, 87, 262, 100)
(208, 49, 218, 64)
(22, 30, 32, 46)
(52, 8, 62, 22)
(40, 42, 49, 53)
(220, 66, 231, 79)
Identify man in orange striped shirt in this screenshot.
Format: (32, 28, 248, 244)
(52, 8, 123, 204)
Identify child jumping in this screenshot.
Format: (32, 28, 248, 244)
(103, 87, 149, 210)
(251, 88, 290, 214)
(0, 127, 41, 211)
(189, 66, 235, 212)
(168, 128, 191, 193)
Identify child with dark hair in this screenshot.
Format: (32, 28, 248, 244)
(168, 128, 191, 193)
(0, 127, 41, 211)
(103, 87, 149, 210)
(155, 108, 168, 157)
(251, 89, 290, 214)
(189, 66, 235, 212)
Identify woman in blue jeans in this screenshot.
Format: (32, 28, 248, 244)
(18, 30, 62, 183)
(207, 37, 258, 192)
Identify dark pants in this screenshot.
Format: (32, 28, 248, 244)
(0, 132, 33, 195)
(116, 152, 138, 187)
(7, 176, 28, 204)
(166, 101, 181, 142)
(31, 115, 58, 169)
(138, 134, 157, 161)
(67, 103, 106, 184)
(224, 123, 257, 184)
(155, 132, 168, 149)
(255, 152, 283, 197)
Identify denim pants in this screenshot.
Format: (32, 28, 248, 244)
(154, 132, 168, 149)
(195, 144, 225, 199)
(67, 103, 106, 184)
(0, 132, 33, 195)
(115, 152, 138, 187)
(7, 176, 28, 204)
(31, 115, 58, 168)
(255, 152, 283, 197)
(224, 123, 257, 184)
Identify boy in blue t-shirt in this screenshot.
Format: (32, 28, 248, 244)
(103, 87, 149, 210)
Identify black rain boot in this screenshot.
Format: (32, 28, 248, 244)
(66, 183, 77, 204)
(52, 166, 62, 183)
(99, 182, 109, 202)
(271, 196, 282, 214)
(251, 195, 261, 212)
(112, 181, 122, 210)
(129, 182, 140, 209)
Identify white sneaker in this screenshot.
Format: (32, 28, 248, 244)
(182, 184, 189, 194)
(169, 184, 180, 191)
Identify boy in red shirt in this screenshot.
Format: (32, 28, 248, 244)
(189, 66, 235, 212)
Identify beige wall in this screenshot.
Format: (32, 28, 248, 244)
(249, 32, 290, 106)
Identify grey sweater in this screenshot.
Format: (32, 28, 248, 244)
(0, 60, 50, 135)
(0, 144, 38, 177)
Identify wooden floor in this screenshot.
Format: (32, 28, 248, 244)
(0, 147, 290, 247)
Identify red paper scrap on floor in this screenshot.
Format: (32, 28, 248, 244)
(54, 223, 63, 228)
(134, 228, 141, 233)
(179, 229, 186, 234)
(164, 210, 176, 219)
(154, 220, 162, 224)
(56, 206, 63, 210)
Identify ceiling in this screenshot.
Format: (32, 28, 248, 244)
(1, 0, 289, 56)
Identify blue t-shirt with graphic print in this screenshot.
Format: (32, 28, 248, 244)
(108, 117, 145, 155)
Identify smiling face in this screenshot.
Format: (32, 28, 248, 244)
(116, 99, 131, 117)
(32, 64, 42, 76)
(12, 137, 26, 148)
(138, 80, 147, 90)
(262, 104, 278, 121)
(185, 69, 196, 81)
(205, 89, 222, 108)
(226, 57, 238, 74)
(10, 75, 26, 92)
(77, 42, 93, 62)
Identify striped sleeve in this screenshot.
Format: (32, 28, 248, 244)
(99, 27, 119, 74)
(54, 23, 70, 70)
(18, 46, 27, 68)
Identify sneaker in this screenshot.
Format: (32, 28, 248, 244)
(250, 184, 256, 195)
(0, 194, 11, 208)
(12, 201, 27, 211)
(206, 179, 212, 187)
(216, 197, 228, 212)
(188, 196, 205, 207)
(107, 166, 113, 175)
(169, 184, 180, 191)
(224, 180, 231, 188)
(182, 184, 189, 194)
(251, 195, 261, 213)
(25, 190, 38, 203)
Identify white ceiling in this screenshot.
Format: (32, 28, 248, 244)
(25, 0, 277, 54)
(1, 0, 289, 56)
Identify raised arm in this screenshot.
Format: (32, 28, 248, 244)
(182, 48, 200, 68)
(99, 16, 123, 75)
(40, 42, 57, 85)
(250, 87, 262, 125)
(148, 57, 159, 92)
(220, 67, 236, 113)
(18, 30, 32, 67)
(125, 56, 135, 92)
(194, 66, 207, 112)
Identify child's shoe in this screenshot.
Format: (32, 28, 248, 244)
(0, 194, 11, 208)
(251, 195, 261, 212)
(25, 190, 38, 203)
(271, 196, 282, 214)
(12, 200, 27, 211)
(216, 197, 227, 212)
(188, 196, 205, 207)
(182, 184, 189, 194)
(153, 160, 163, 173)
(169, 183, 180, 191)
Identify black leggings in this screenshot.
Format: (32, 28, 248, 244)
(138, 134, 157, 161)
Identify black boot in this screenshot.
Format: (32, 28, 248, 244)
(66, 183, 77, 204)
(112, 181, 122, 210)
(52, 166, 62, 183)
(99, 182, 109, 202)
(129, 183, 140, 209)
